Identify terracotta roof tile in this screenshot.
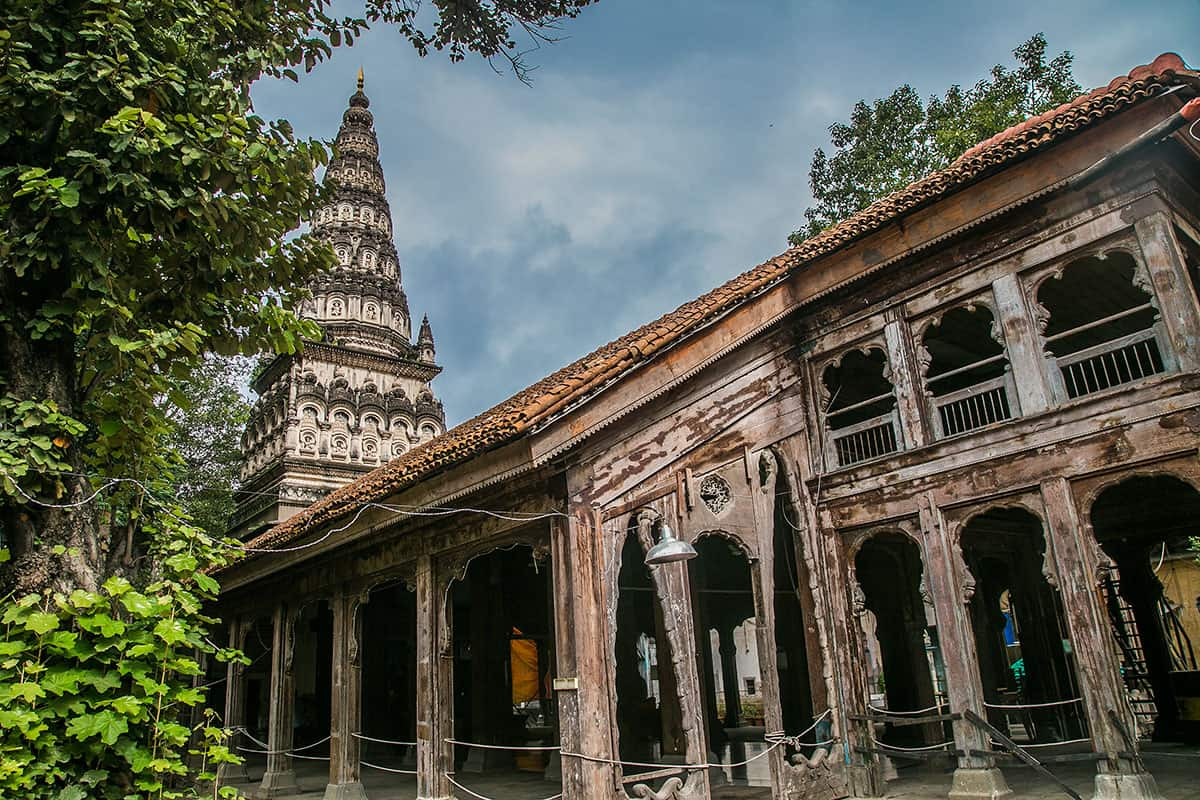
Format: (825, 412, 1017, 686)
(229, 53, 1195, 560)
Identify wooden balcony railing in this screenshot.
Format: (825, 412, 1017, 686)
(933, 375, 1015, 438)
(1054, 328, 1165, 399)
(829, 411, 900, 468)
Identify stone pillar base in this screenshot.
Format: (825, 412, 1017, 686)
(1092, 771, 1165, 800)
(323, 781, 369, 800)
(948, 767, 1012, 800)
(254, 769, 301, 798)
(216, 762, 250, 785)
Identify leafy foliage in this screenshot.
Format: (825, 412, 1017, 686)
(0, 519, 243, 799)
(368, 0, 595, 83)
(790, 34, 1081, 245)
(1, 0, 598, 796)
(0, 0, 599, 590)
(161, 357, 253, 538)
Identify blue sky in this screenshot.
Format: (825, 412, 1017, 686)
(251, 1, 1200, 426)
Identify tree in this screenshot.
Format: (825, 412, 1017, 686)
(161, 357, 253, 538)
(0, 2, 595, 797)
(0, 0, 596, 595)
(790, 34, 1081, 245)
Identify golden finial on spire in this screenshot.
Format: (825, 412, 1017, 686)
(357, 67, 364, 91)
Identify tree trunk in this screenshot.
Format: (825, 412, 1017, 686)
(0, 307, 102, 596)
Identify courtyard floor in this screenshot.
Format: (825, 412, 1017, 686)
(226, 745, 1200, 799)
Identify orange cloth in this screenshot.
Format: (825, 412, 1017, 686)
(510, 628, 540, 704)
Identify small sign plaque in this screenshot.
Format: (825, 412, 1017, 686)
(553, 677, 580, 691)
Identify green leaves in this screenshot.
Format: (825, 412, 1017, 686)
(790, 34, 1081, 245)
(0, 553, 239, 799)
(66, 710, 128, 745)
(24, 612, 60, 635)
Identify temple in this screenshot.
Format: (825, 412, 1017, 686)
(213, 55, 1200, 800)
(232, 73, 446, 539)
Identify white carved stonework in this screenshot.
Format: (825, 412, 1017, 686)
(232, 74, 448, 538)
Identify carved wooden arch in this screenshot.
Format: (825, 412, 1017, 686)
(843, 520, 923, 617)
(912, 295, 1006, 382)
(281, 596, 333, 676)
(814, 339, 893, 409)
(1025, 237, 1152, 335)
(689, 527, 755, 562)
(1076, 466, 1200, 584)
(946, 497, 1058, 601)
(1078, 465, 1200, 524)
(435, 534, 552, 657)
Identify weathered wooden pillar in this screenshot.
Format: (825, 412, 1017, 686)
(883, 314, 929, 449)
(817, 507, 882, 797)
(218, 616, 251, 785)
(257, 603, 301, 797)
(551, 501, 615, 800)
(1133, 210, 1200, 371)
(324, 589, 367, 800)
(717, 624, 742, 727)
(917, 493, 1011, 800)
(1039, 478, 1163, 800)
(416, 554, 450, 800)
(990, 272, 1053, 414)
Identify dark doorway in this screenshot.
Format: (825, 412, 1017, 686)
(961, 508, 1086, 744)
(360, 583, 418, 771)
(1091, 475, 1200, 743)
(689, 536, 767, 788)
(614, 526, 686, 774)
(450, 545, 559, 796)
(292, 599, 334, 756)
(772, 493, 823, 750)
(855, 533, 948, 748)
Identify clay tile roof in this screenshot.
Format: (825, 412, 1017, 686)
(232, 53, 1195, 560)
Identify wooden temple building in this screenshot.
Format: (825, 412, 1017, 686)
(213, 54, 1200, 800)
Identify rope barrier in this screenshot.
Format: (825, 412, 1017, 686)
(445, 738, 561, 751)
(557, 712, 836, 773)
(763, 709, 832, 743)
(871, 740, 955, 752)
(360, 760, 419, 774)
(353, 732, 419, 746)
(559, 751, 705, 771)
(983, 697, 1083, 710)
(234, 729, 331, 756)
(988, 737, 1091, 750)
(445, 773, 562, 800)
(866, 702, 946, 717)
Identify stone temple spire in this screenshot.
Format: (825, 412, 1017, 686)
(417, 314, 435, 364)
(304, 70, 413, 357)
(232, 74, 448, 538)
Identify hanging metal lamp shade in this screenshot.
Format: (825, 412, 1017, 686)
(644, 522, 697, 566)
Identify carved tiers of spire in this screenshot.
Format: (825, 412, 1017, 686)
(233, 74, 447, 538)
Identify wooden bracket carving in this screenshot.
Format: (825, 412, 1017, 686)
(758, 449, 778, 495)
(283, 609, 297, 676)
(952, 535, 976, 605)
(348, 589, 370, 667)
(630, 777, 683, 800)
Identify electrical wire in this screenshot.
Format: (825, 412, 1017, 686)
(1, 469, 566, 558)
